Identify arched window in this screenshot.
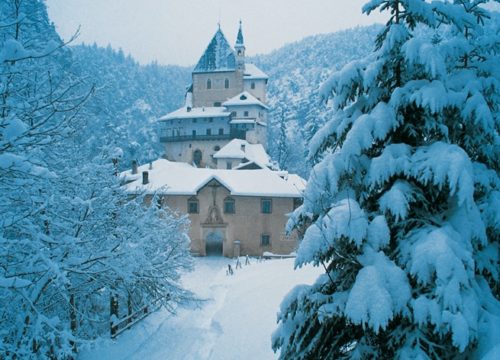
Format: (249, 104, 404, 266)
(224, 197, 235, 214)
(207, 79, 211, 89)
(193, 149, 202, 167)
(225, 78, 229, 89)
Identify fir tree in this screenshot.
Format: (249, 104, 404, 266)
(273, 0, 499, 358)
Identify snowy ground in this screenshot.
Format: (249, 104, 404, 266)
(79, 257, 322, 360)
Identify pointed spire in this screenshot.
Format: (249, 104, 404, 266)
(193, 27, 237, 73)
(236, 20, 244, 46)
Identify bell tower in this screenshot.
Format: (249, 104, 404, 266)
(235, 20, 245, 70)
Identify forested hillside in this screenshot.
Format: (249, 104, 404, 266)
(253, 25, 381, 176)
(69, 45, 190, 168)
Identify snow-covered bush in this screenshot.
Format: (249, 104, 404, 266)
(273, 0, 499, 358)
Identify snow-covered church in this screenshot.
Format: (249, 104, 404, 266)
(123, 23, 305, 257)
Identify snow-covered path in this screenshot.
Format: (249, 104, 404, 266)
(80, 257, 322, 360)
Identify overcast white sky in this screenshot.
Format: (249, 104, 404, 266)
(46, 0, 389, 66)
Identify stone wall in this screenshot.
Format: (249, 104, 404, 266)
(192, 70, 244, 107)
(164, 139, 230, 167)
(244, 79, 267, 103)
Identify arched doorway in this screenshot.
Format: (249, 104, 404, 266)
(193, 149, 202, 167)
(205, 231, 223, 256)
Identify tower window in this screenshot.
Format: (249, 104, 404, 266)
(225, 78, 229, 89)
(207, 79, 211, 89)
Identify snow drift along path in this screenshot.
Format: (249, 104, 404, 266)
(79, 257, 322, 360)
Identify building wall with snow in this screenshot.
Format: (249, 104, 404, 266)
(244, 78, 267, 103)
(164, 139, 230, 167)
(156, 183, 299, 257)
(192, 70, 244, 107)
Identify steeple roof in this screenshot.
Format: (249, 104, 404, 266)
(193, 28, 237, 73)
(235, 21, 244, 47)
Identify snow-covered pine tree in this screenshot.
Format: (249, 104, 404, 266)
(273, 0, 499, 358)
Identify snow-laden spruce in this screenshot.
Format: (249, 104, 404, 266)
(273, 0, 499, 358)
(0, 1, 193, 358)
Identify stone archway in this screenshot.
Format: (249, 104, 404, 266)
(205, 230, 224, 256)
(193, 149, 202, 167)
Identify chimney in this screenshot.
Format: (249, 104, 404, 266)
(142, 171, 149, 185)
(149, 161, 153, 170)
(132, 160, 138, 174)
(241, 144, 246, 152)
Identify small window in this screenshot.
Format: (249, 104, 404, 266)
(214, 102, 221, 107)
(192, 130, 196, 136)
(261, 198, 272, 214)
(214, 145, 221, 151)
(244, 111, 249, 117)
(231, 111, 237, 117)
(251, 82, 255, 90)
(209, 118, 213, 123)
(207, 79, 211, 89)
(225, 78, 229, 89)
(193, 118, 197, 123)
(206, 128, 212, 135)
(261, 234, 270, 246)
(224, 197, 235, 214)
(188, 197, 199, 214)
(226, 161, 232, 169)
(218, 128, 224, 135)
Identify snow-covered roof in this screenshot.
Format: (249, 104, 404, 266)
(122, 159, 304, 198)
(222, 91, 269, 109)
(244, 63, 268, 80)
(159, 106, 230, 121)
(193, 29, 237, 73)
(284, 174, 307, 193)
(213, 139, 270, 166)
